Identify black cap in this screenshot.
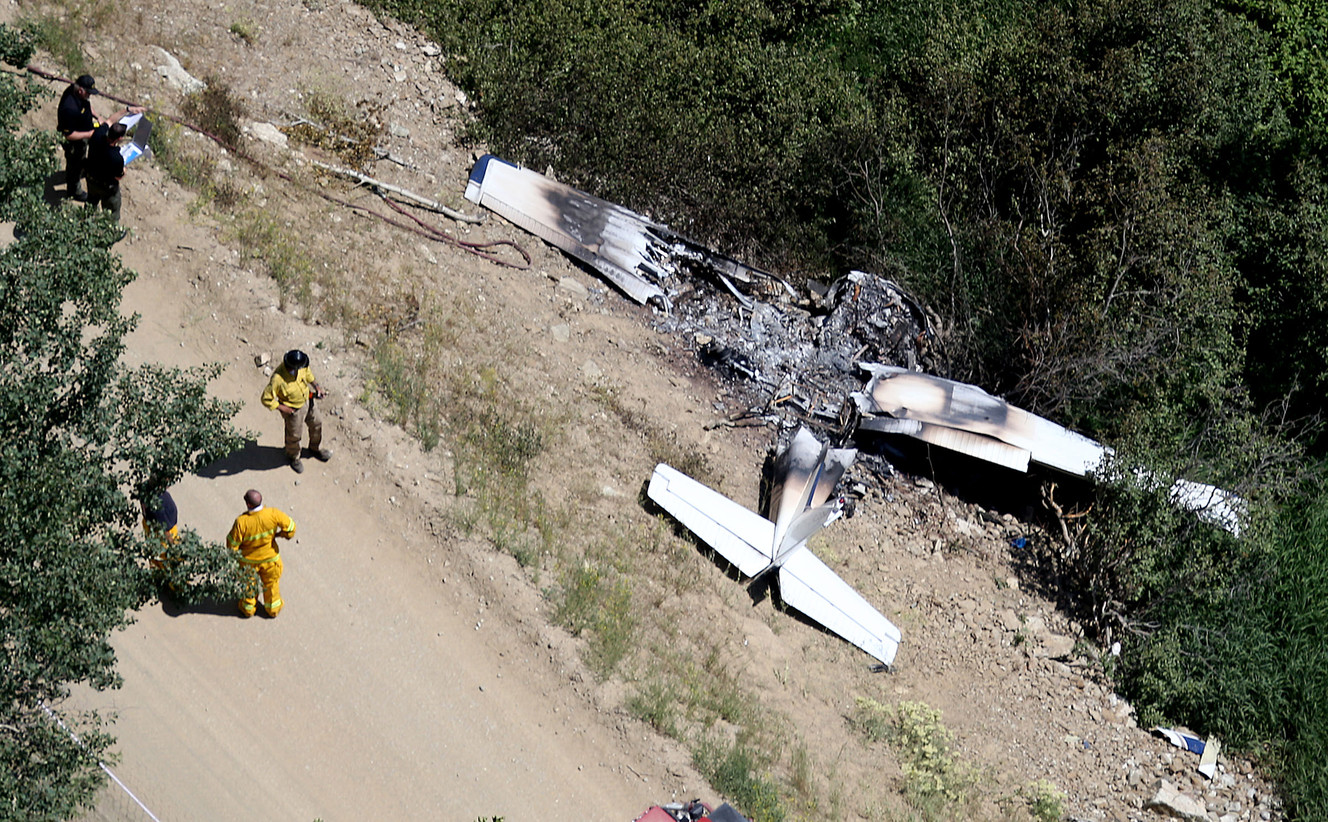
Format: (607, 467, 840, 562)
(75, 75, 95, 90)
(283, 350, 309, 371)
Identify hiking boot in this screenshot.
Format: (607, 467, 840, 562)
(289, 457, 305, 474)
(313, 448, 333, 462)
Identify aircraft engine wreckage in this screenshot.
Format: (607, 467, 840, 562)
(467, 155, 1246, 662)
(649, 427, 902, 668)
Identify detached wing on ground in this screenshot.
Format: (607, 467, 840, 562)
(464, 154, 792, 309)
(852, 363, 1245, 535)
(647, 427, 900, 667)
(647, 463, 774, 578)
(777, 549, 902, 668)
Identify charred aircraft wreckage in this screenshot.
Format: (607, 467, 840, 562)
(465, 155, 1245, 669)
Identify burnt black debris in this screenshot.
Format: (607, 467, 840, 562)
(656, 269, 939, 437)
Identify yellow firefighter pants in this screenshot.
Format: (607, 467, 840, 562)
(238, 555, 284, 617)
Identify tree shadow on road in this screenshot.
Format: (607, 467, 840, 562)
(196, 440, 290, 477)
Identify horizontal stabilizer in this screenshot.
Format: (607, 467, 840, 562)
(778, 548, 901, 667)
(647, 464, 774, 577)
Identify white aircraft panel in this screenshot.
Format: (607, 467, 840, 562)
(858, 417, 1032, 472)
(778, 549, 901, 667)
(769, 427, 829, 543)
(648, 464, 774, 577)
(775, 503, 842, 563)
(464, 155, 668, 305)
(856, 364, 1105, 476)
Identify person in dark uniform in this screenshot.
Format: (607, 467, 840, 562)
(141, 489, 181, 569)
(55, 74, 143, 202)
(86, 121, 128, 223)
(56, 75, 97, 200)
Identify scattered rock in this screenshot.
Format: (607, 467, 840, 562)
(151, 47, 205, 93)
(1146, 779, 1208, 820)
(998, 609, 1021, 631)
(247, 122, 288, 147)
(557, 277, 589, 300)
(1039, 634, 1077, 659)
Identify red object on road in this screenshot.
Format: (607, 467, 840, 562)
(633, 799, 751, 822)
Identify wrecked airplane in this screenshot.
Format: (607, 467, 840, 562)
(647, 427, 902, 668)
(464, 155, 1245, 538)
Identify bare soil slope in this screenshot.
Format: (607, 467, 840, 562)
(7, 0, 1285, 819)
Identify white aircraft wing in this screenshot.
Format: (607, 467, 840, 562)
(777, 548, 901, 667)
(647, 464, 775, 577)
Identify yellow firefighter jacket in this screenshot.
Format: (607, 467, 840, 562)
(227, 506, 296, 564)
(261, 365, 317, 411)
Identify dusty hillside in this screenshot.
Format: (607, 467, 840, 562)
(8, 0, 1287, 819)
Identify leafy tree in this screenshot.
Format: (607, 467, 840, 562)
(0, 26, 245, 820)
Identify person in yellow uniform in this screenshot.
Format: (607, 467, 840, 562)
(227, 489, 295, 618)
(261, 349, 331, 474)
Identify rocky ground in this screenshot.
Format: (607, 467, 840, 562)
(7, 0, 1289, 819)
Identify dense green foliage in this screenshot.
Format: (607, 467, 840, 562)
(1075, 466, 1328, 814)
(357, 0, 1328, 815)
(0, 26, 246, 820)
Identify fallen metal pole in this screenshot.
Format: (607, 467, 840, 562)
(311, 160, 484, 223)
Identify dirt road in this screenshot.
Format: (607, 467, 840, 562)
(67, 202, 680, 820)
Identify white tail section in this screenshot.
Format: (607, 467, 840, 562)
(647, 427, 902, 669)
(778, 549, 901, 667)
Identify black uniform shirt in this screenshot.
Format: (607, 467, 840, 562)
(86, 125, 124, 187)
(57, 85, 94, 139)
(144, 491, 179, 531)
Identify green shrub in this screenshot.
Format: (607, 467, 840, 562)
(851, 699, 977, 817)
(21, 13, 86, 74)
(182, 75, 246, 149)
(1115, 474, 1328, 819)
(148, 119, 243, 210)
(284, 87, 384, 169)
(229, 19, 257, 45)
(551, 559, 636, 678)
(693, 736, 787, 822)
(627, 677, 679, 738)
(1020, 779, 1066, 822)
